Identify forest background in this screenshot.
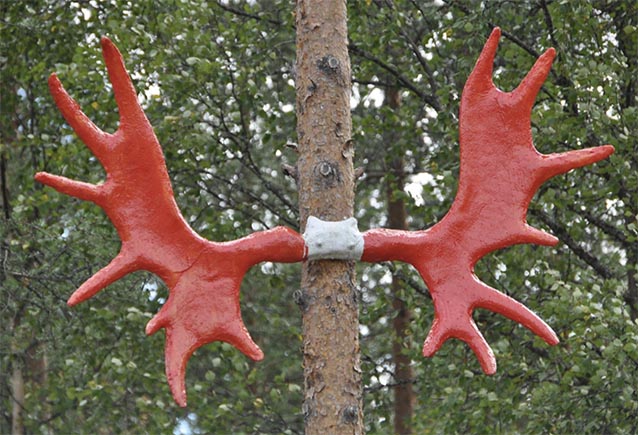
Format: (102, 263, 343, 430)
(1, 1, 637, 433)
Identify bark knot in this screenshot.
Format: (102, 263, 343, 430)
(341, 405, 359, 425)
(313, 160, 342, 190)
(317, 55, 345, 85)
(318, 55, 340, 73)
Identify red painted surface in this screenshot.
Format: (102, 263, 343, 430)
(362, 28, 614, 374)
(35, 37, 306, 406)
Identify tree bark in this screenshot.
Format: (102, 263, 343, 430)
(384, 88, 415, 435)
(295, 1, 362, 434)
(11, 364, 25, 435)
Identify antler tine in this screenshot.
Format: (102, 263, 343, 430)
(423, 313, 497, 375)
(513, 47, 556, 109)
(48, 73, 109, 157)
(475, 283, 559, 346)
(67, 250, 138, 306)
(33, 172, 103, 204)
(420, 273, 559, 375)
(540, 145, 616, 180)
(164, 328, 198, 407)
(100, 37, 147, 127)
(147, 266, 266, 407)
(159, 315, 266, 407)
(460, 324, 497, 375)
(518, 224, 560, 247)
(464, 27, 500, 94)
(160, 315, 267, 407)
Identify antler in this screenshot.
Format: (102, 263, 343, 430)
(35, 37, 306, 406)
(362, 28, 614, 374)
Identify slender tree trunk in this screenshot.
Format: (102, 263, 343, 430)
(1, 152, 10, 220)
(295, 1, 362, 433)
(625, 231, 638, 321)
(1, 93, 24, 433)
(389, 198, 414, 435)
(11, 365, 25, 435)
(11, 314, 25, 435)
(384, 88, 415, 435)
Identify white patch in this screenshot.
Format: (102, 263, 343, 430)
(303, 216, 364, 260)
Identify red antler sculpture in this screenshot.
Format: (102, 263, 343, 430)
(35, 37, 306, 406)
(37, 29, 614, 406)
(361, 28, 614, 373)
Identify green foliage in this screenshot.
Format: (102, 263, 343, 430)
(1, 0, 636, 433)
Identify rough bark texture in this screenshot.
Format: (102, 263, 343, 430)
(385, 88, 415, 435)
(295, 1, 362, 433)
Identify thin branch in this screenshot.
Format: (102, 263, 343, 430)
(349, 43, 440, 110)
(540, 0, 560, 48)
(212, 1, 285, 27)
(567, 205, 628, 245)
(353, 79, 395, 89)
(386, 262, 431, 299)
(443, 0, 542, 58)
(364, 377, 417, 394)
(396, 27, 441, 110)
(530, 208, 614, 279)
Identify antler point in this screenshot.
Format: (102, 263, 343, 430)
(253, 350, 265, 362)
(146, 313, 167, 336)
(540, 47, 557, 66)
(483, 363, 497, 375)
(67, 294, 81, 307)
(47, 73, 62, 91)
(522, 226, 559, 247)
(100, 35, 113, 47)
(601, 144, 615, 156)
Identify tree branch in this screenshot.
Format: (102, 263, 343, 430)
(443, 0, 542, 58)
(539, 0, 560, 48)
(349, 43, 440, 110)
(567, 205, 628, 245)
(212, 1, 285, 27)
(530, 208, 614, 279)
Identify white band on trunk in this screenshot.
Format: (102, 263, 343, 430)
(302, 216, 364, 261)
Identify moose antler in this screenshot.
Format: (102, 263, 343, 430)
(35, 37, 306, 406)
(361, 28, 614, 374)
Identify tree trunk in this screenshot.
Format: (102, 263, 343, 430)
(11, 314, 25, 435)
(1, 94, 24, 434)
(295, 1, 362, 434)
(384, 88, 415, 435)
(11, 361, 25, 435)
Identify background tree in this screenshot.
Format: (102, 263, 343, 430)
(1, 1, 636, 434)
